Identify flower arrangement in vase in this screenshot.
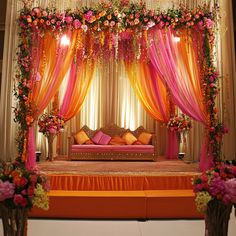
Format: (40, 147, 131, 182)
(0, 160, 49, 236)
(193, 163, 236, 236)
(38, 113, 65, 161)
(167, 113, 192, 133)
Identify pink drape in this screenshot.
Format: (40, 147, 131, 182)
(149, 28, 211, 168)
(149, 28, 207, 123)
(166, 130, 179, 159)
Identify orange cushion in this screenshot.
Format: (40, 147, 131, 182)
(122, 132, 137, 145)
(74, 130, 90, 145)
(138, 132, 152, 145)
(109, 136, 126, 145)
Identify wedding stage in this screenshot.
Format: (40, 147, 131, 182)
(29, 157, 203, 219)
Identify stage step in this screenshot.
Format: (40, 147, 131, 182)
(29, 190, 202, 219)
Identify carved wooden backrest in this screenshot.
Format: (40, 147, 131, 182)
(80, 124, 150, 138)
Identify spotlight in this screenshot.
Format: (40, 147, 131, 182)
(61, 35, 70, 46)
(173, 36, 180, 43)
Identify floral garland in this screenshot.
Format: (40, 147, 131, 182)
(18, 2, 217, 34)
(14, 1, 223, 164)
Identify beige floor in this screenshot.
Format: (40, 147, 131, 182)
(1, 215, 236, 236)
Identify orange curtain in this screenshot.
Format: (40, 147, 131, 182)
(31, 30, 78, 117)
(59, 60, 96, 121)
(125, 61, 170, 122)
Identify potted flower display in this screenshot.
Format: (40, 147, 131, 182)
(0, 160, 49, 235)
(38, 113, 65, 161)
(193, 163, 236, 236)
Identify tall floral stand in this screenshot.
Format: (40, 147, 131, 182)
(0, 204, 28, 236)
(205, 199, 232, 236)
(47, 133, 55, 161)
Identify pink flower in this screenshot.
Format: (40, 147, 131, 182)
(222, 127, 229, 134)
(81, 24, 88, 32)
(13, 194, 27, 207)
(204, 18, 214, 29)
(46, 20, 51, 26)
(210, 127, 215, 132)
(0, 180, 15, 201)
(85, 10, 93, 21)
(51, 19, 56, 24)
(159, 21, 165, 28)
(65, 16, 73, 24)
(209, 76, 215, 82)
(147, 21, 155, 28)
(110, 21, 116, 27)
(225, 178, 236, 203)
(73, 19, 81, 29)
(42, 10, 48, 17)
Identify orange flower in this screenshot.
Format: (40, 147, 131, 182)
(26, 115, 34, 125)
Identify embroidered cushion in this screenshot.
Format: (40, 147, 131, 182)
(122, 132, 137, 145)
(138, 132, 152, 145)
(74, 130, 90, 145)
(92, 131, 111, 145)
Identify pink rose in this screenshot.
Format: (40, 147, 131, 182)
(85, 10, 93, 22)
(65, 16, 73, 24)
(73, 19, 81, 29)
(14, 194, 27, 207)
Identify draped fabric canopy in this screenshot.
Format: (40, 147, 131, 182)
(7, 0, 225, 171)
(26, 26, 212, 169)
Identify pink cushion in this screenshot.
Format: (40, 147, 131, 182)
(92, 131, 111, 145)
(92, 131, 103, 144)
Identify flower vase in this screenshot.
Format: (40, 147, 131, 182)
(205, 199, 232, 236)
(0, 204, 28, 236)
(47, 133, 55, 161)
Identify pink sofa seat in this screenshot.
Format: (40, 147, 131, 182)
(72, 145, 154, 153)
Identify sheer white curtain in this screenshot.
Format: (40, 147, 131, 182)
(0, 0, 235, 161)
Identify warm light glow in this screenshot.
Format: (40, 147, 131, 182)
(60, 35, 70, 46)
(173, 36, 181, 43)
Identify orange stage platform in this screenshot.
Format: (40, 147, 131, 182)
(29, 158, 203, 219)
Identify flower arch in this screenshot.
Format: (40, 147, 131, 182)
(14, 0, 226, 170)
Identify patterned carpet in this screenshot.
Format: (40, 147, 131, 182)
(38, 156, 199, 176)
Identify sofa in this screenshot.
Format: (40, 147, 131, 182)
(68, 124, 157, 161)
